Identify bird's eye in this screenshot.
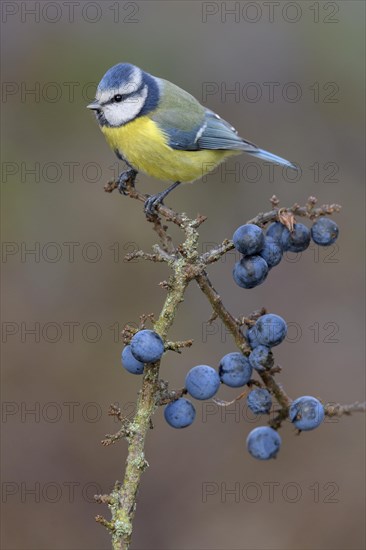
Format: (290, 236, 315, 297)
(113, 94, 123, 103)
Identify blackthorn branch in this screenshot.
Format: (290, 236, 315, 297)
(98, 177, 364, 549)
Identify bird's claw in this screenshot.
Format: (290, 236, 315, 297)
(117, 169, 137, 195)
(143, 181, 181, 217)
(144, 193, 164, 217)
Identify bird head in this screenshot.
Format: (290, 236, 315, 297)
(87, 63, 159, 127)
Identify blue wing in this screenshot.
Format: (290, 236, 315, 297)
(152, 80, 296, 168)
(154, 107, 255, 152)
(196, 110, 256, 151)
(163, 110, 296, 168)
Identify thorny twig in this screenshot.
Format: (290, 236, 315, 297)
(98, 181, 360, 550)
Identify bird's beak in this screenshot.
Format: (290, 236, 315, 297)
(87, 102, 101, 110)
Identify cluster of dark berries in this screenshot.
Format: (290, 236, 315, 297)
(232, 217, 339, 289)
(244, 314, 324, 459)
(121, 315, 325, 461)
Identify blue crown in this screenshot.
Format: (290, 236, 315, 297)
(98, 63, 137, 92)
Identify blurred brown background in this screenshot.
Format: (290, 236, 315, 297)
(1, 1, 365, 549)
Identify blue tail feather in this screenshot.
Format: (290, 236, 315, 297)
(248, 148, 297, 170)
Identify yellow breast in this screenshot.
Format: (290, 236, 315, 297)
(101, 116, 237, 183)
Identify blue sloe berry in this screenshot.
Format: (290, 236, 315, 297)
(311, 217, 339, 246)
(255, 314, 287, 347)
(185, 365, 220, 400)
(121, 345, 144, 375)
(219, 352, 252, 387)
(247, 388, 272, 414)
(246, 426, 281, 460)
(130, 329, 164, 363)
(259, 237, 283, 268)
(289, 396, 325, 431)
(266, 222, 285, 244)
(281, 223, 311, 253)
(233, 224, 265, 255)
(164, 398, 196, 428)
(246, 326, 260, 349)
(249, 345, 271, 372)
(233, 256, 269, 289)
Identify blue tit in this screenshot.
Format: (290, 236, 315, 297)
(87, 63, 296, 214)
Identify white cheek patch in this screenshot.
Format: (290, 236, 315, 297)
(97, 67, 143, 104)
(103, 86, 148, 126)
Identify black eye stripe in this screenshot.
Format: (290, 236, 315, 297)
(101, 85, 144, 106)
(99, 94, 129, 107)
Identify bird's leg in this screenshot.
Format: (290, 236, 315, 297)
(144, 181, 181, 216)
(117, 168, 138, 195)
